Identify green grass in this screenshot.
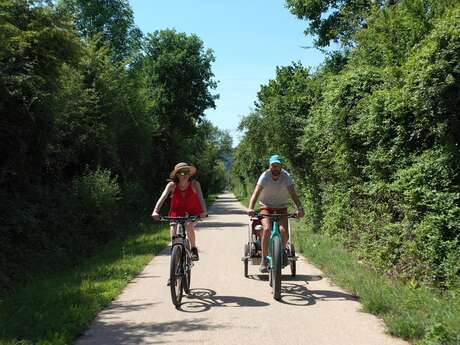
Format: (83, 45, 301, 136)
(292, 224, 460, 345)
(206, 193, 219, 208)
(0, 194, 221, 345)
(233, 190, 460, 344)
(233, 193, 250, 208)
(0, 222, 170, 345)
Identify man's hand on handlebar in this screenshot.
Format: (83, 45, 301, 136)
(247, 209, 256, 217)
(297, 208, 305, 218)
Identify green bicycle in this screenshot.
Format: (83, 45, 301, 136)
(257, 212, 298, 300)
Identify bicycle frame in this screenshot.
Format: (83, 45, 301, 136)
(160, 215, 199, 248)
(257, 214, 296, 261)
(267, 217, 282, 267)
(172, 221, 191, 251)
(257, 212, 297, 300)
(158, 215, 200, 307)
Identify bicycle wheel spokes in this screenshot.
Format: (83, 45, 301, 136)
(183, 257, 192, 294)
(170, 245, 184, 307)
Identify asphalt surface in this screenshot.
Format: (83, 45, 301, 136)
(75, 192, 408, 345)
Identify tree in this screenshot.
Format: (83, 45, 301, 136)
(59, 0, 142, 61)
(140, 29, 218, 171)
(285, 0, 380, 47)
(233, 0, 460, 288)
(0, 0, 81, 191)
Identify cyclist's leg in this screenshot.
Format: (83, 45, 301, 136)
(186, 222, 199, 260)
(260, 209, 272, 257)
(185, 222, 197, 248)
(279, 210, 289, 249)
(258, 208, 271, 272)
(279, 213, 290, 266)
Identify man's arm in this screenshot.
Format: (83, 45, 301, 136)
(287, 184, 304, 218)
(248, 184, 263, 214)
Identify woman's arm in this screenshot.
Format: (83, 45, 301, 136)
(193, 180, 207, 216)
(152, 182, 174, 216)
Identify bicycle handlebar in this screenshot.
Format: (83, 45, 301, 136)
(157, 215, 201, 222)
(255, 213, 298, 219)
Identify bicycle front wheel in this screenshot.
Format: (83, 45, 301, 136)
(170, 245, 184, 307)
(272, 236, 282, 300)
(184, 254, 192, 294)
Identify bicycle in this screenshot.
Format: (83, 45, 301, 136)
(157, 215, 200, 307)
(256, 212, 298, 300)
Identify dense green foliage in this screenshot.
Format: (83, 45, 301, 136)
(0, 0, 230, 294)
(286, 0, 377, 47)
(0, 222, 170, 345)
(291, 223, 460, 345)
(233, 0, 460, 290)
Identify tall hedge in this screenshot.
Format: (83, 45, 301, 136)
(232, 1, 460, 288)
(0, 0, 229, 293)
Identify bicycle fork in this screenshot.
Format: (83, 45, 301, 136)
(268, 221, 283, 268)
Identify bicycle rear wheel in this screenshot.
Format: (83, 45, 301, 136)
(272, 236, 282, 300)
(170, 245, 184, 307)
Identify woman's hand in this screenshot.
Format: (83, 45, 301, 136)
(151, 211, 160, 220)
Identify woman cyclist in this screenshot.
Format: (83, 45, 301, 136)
(151, 162, 207, 261)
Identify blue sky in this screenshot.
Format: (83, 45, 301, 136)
(129, 0, 327, 146)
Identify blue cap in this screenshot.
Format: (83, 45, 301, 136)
(269, 154, 282, 165)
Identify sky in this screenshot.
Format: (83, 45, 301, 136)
(129, 0, 327, 146)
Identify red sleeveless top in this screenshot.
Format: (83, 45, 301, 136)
(168, 183, 203, 217)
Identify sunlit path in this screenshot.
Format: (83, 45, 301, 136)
(75, 192, 408, 345)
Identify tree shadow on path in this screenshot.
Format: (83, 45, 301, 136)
(198, 221, 246, 228)
(76, 317, 227, 345)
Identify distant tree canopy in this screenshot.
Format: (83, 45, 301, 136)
(285, 0, 460, 48)
(0, 0, 228, 293)
(286, 0, 377, 47)
(59, 0, 142, 61)
(233, 0, 460, 288)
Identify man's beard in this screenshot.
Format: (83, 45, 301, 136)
(271, 170, 281, 176)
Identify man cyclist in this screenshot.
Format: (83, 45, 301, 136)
(247, 154, 304, 273)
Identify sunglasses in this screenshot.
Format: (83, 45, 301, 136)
(177, 170, 190, 176)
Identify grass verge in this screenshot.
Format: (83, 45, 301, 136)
(0, 222, 170, 345)
(233, 194, 250, 208)
(0, 193, 220, 345)
(233, 191, 460, 345)
(206, 193, 219, 208)
(292, 224, 460, 345)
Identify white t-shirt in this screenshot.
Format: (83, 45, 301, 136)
(257, 169, 294, 208)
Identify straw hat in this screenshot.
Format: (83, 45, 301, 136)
(169, 162, 197, 179)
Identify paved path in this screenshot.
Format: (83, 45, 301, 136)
(75, 192, 408, 345)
